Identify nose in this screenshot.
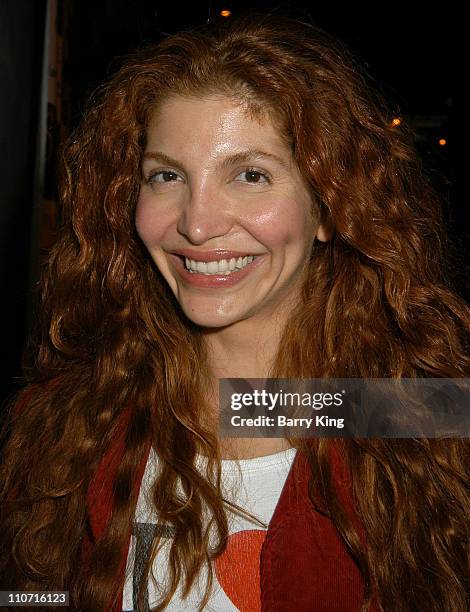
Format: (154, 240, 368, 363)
(177, 188, 234, 245)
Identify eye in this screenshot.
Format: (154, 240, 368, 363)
(145, 169, 184, 185)
(234, 168, 270, 185)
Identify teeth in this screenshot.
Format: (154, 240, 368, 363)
(184, 255, 255, 275)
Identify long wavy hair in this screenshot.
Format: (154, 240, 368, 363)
(1, 11, 469, 612)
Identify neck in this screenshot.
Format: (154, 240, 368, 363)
(200, 315, 293, 459)
(203, 314, 285, 380)
(200, 310, 285, 428)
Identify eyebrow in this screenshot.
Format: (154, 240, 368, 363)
(142, 148, 290, 171)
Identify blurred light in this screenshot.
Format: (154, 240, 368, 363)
(391, 117, 401, 126)
(438, 138, 447, 146)
(220, 9, 231, 17)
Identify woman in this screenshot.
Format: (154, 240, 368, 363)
(1, 11, 469, 612)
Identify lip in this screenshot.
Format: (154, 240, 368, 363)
(169, 248, 260, 263)
(167, 252, 265, 288)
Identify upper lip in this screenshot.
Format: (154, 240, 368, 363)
(169, 249, 260, 262)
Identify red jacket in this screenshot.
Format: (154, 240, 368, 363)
(79, 404, 379, 611)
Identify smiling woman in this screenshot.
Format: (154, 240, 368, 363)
(136, 95, 330, 331)
(0, 10, 469, 612)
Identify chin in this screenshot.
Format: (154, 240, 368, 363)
(179, 303, 247, 329)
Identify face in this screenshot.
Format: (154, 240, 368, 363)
(136, 94, 330, 329)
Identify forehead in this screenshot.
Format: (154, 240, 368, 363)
(145, 94, 290, 155)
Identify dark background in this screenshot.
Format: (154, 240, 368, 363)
(0, 1, 463, 404)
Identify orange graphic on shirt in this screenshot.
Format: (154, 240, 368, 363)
(214, 529, 267, 612)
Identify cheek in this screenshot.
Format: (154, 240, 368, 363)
(135, 196, 165, 247)
(280, 196, 317, 247)
(250, 199, 314, 248)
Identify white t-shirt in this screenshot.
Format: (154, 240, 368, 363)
(122, 445, 297, 611)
